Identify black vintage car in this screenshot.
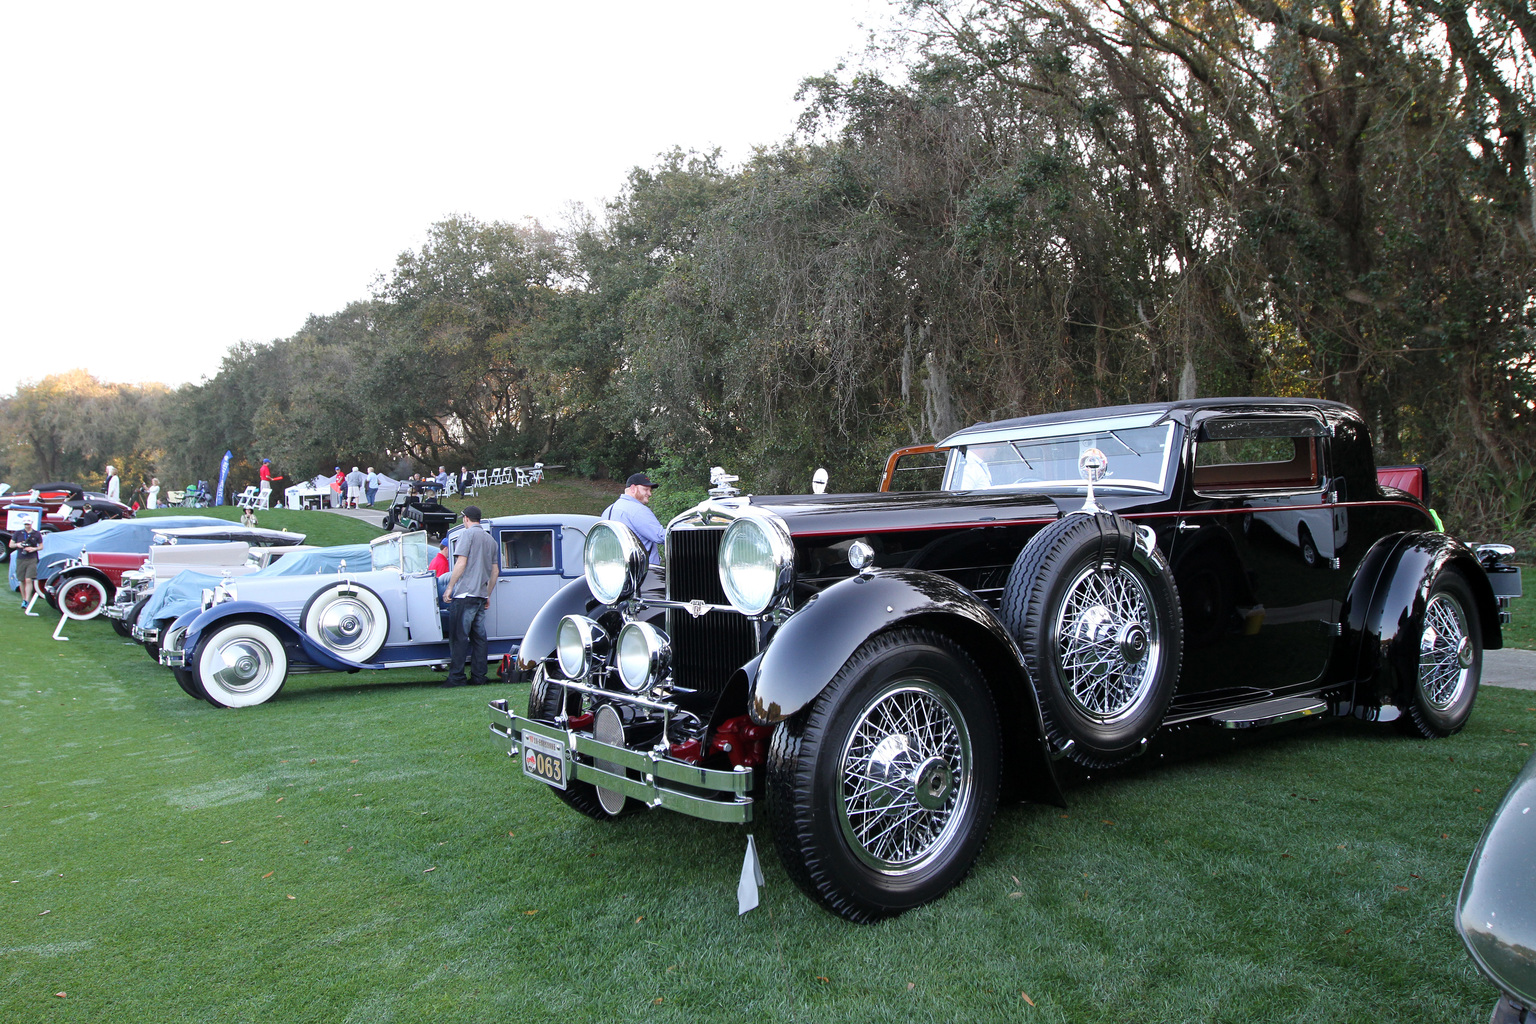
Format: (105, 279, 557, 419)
(488, 398, 1523, 921)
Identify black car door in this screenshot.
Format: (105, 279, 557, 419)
(1171, 411, 1341, 692)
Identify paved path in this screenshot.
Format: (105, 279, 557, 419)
(326, 507, 388, 529)
(1486, 647, 1536, 691)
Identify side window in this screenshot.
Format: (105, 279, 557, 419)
(1192, 418, 1322, 492)
(500, 530, 555, 571)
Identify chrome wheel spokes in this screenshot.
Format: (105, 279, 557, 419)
(1420, 592, 1472, 710)
(838, 683, 972, 871)
(1054, 564, 1160, 721)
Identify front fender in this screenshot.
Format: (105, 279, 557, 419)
(512, 576, 596, 683)
(182, 601, 364, 672)
(47, 566, 111, 597)
(749, 569, 1064, 807)
(1350, 532, 1502, 708)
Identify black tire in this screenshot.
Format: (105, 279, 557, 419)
(110, 611, 133, 637)
(764, 628, 1000, 922)
(173, 667, 204, 701)
(125, 595, 153, 640)
(526, 666, 631, 821)
(1397, 569, 1481, 738)
(1001, 513, 1182, 768)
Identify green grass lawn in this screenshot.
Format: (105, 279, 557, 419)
(2, 591, 1533, 1022)
(133, 506, 383, 549)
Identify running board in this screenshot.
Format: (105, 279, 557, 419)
(1207, 696, 1330, 730)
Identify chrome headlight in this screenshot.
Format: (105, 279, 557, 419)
(584, 521, 647, 604)
(555, 615, 607, 680)
(718, 512, 794, 616)
(616, 621, 671, 693)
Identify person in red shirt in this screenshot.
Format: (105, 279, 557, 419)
(259, 459, 283, 507)
(330, 467, 345, 508)
(429, 538, 451, 577)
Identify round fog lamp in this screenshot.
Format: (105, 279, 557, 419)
(616, 621, 671, 693)
(555, 615, 607, 680)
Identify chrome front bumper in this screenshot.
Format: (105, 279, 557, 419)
(486, 698, 754, 824)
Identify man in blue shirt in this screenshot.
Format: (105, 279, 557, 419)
(604, 473, 665, 566)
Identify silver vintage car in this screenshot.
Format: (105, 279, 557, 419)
(161, 515, 598, 707)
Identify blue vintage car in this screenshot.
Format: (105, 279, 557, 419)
(126, 543, 371, 655)
(160, 515, 599, 707)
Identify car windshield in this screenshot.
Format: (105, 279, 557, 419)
(370, 531, 430, 573)
(944, 422, 1176, 493)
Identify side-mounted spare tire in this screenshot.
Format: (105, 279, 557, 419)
(1001, 512, 1182, 768)
(300, 582, 389, 663)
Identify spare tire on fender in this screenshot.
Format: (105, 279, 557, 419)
(1001, 512, 1182, 768)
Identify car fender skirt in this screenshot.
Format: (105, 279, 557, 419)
(749, 569, 1064, 807)
(1352, 532, 1502, 706)
(184, 601, 365, 672)
(512, 576, 595, 684)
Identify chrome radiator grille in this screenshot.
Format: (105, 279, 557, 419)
(666, 527, 756, 693)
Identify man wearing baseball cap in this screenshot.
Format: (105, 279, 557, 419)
(602, 472, 665, 566)
(441, 505, 496, 687)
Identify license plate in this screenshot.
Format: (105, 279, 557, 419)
(521, 731, 569, 790)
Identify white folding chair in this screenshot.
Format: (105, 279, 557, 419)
(474, 470, 488, 490)
(530, 462, 544, 484)
(234, 486, 259, 509)
(255, 490, 271, 510)
(488, 468, 504, 486)
(515, 468, 530, 487)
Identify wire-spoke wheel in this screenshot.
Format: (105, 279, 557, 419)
(1002, 513, 1181, 767)
(1053, 562, 1162, 723)
(1399, 569, 1481, 738)
(836, 681, 974, 873)
(766, 629, 999, 922)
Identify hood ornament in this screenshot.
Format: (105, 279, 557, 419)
(1078, 448, 1108, 515)
(709, 467, 740, 499)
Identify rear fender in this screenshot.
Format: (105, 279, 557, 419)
(749, 569, 1064, 807)
(182, 601, 364, 672)
(1349, 532, 1502, 708)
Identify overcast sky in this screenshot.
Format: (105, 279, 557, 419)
(0, 0, 898, 397)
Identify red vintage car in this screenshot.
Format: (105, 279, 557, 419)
(41, 525, 310, 621)
(1, 482, 134, 555)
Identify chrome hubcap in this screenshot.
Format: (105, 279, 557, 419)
(838, 682, 972, 871)
(317, 599, 374, 652)
(212, 639, 273, 692)
(1055, 564, 1161, 721)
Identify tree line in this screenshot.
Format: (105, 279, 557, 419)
(2, 0, 1532, 541)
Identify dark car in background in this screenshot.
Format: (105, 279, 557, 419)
(489, 398, 1522, 921)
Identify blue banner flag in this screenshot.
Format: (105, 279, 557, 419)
(215, 450, 233, 506)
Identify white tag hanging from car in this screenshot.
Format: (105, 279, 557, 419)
(737, 835, 764, 915)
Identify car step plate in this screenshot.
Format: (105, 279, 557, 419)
(1208, 696, 1329, 730)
